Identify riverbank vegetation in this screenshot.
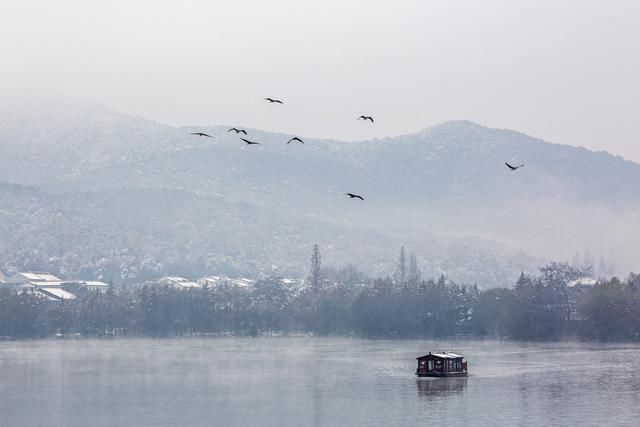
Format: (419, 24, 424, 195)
(1, 259, 638, 341)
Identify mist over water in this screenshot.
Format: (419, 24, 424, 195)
(1, 338, 639, 427)
(2, 1, 640, 425)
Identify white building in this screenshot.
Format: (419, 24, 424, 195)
(37, 287, 77, 301)
(2, 272, 64, 292)
(6, 272, 62, 284)
(79, 281, 110, 293)
(568, 277, 598, 288)
(154, 276, 202, 289)
(197, 275, 255, 289)
(17, 283, 77, 301)
(59, 280, 111, 293)
(197, 275, 227, 287)
(230, 277, 255, 289)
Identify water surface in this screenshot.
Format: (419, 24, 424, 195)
(1, 338, 639, 426)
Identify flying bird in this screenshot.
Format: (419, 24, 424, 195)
(505, 162, 525, 171)
(265, 98, 284, 104)
(345, 193, 365, 201)
(240, 138, 261, 145)
(358, 115, 374, 123)
(287, 137, 304, 144)
(227, 128, 247, 135)
(190, 132, 214, 138)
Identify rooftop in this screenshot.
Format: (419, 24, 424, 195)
(156, 276, 201, 288)
(28, 281, 65, 287)
(39, 287, 76, 300)
(14, 272, 62, 282)
(80, 281, 110, 287)
(163, 276, 190, 282)
(568, 277, 598, 287)
(417, 352, 464, 359)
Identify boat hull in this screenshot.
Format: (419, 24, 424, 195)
(416, 371, 468, 378)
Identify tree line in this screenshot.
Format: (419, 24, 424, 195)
(1, 246, 639, 341)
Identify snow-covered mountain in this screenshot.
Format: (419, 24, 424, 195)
(1, 103, 637, 284)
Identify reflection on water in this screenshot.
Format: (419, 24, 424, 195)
(416, 378, 467, 400)
(1, 338, 640, 427)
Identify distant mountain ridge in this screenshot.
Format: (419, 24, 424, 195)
(0, 104, 637, 283)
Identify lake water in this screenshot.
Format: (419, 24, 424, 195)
(1, 338, 639, 426)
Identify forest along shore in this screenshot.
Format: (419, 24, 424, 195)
(1, 262, 638, 341)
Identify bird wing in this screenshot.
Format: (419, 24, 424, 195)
(227, 128, 237, 133)
(505, 162, 515, 169)
(239, 130, 247, 135)
(368, 117, 374, 123)
(356, 195, 364, 200)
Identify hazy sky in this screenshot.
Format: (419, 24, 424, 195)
(2, 0, 640, 161)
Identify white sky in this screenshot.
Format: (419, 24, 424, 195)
(2, 0, 639, 160)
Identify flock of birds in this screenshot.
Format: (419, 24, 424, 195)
(190, 98, 526, 201)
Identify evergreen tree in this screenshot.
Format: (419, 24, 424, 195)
(394, 246, 407, 285)
(408, 251, 421, 287)
(309, 244, 322, 290)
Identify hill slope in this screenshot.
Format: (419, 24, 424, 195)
(0, 104, 637, 280)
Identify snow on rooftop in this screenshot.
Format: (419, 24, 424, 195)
(81, 281, 110, 287)
(28, 281, 65, 287)
(198, 276, 225, 284)
(18, 272, 61, 282)
(178, 281, 201, 288)
(163, 276, 190, 282)
(568, 278, 597, 287)
(39, 287, 76, 300)
(432, 352, 464, 359)
(18, 283, 37, 289)
(155, 276, 201, 288)
(230, 278, 255, 288)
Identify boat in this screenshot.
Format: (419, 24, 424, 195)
(415, 351, 468, 377)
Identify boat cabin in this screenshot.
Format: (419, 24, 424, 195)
(416, 352, 468, 377)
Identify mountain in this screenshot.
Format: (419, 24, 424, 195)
(0, 103, 637, 283)
(0, 181, 537, 286)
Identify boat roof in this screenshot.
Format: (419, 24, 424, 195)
(417, 352, 464, 359)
